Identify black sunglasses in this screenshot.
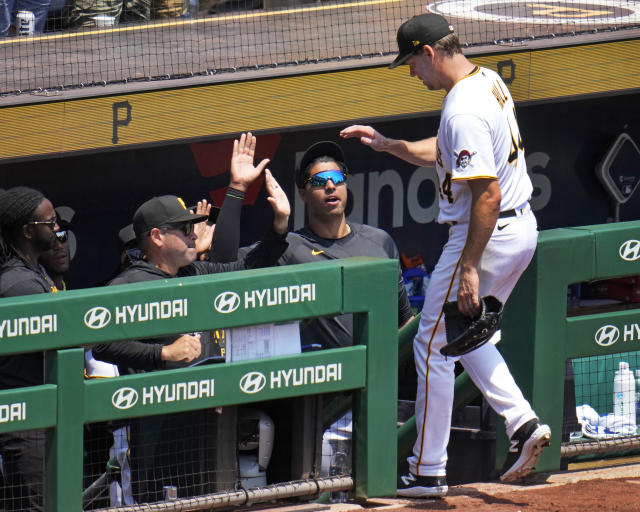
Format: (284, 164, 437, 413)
(55, 230, 68, 243)
(27, 217, 57, 229)
(161, 222, 194, 237)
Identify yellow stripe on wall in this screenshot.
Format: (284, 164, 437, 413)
(1, 38, 639, 162)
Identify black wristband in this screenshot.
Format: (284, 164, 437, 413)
(226, 187, 245, 200)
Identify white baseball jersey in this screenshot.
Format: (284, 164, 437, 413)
(435, 66, 533, 224)
(408, 66, 543, 480)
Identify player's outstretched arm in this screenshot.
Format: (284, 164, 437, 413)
(340, 124, 437, 167)
(264, 169, 290, 235)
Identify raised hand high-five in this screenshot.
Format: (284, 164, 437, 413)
(264, 169, 290, 234)
(229, 132, 270, 192)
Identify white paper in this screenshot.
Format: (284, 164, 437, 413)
(228, 321, 301, 362)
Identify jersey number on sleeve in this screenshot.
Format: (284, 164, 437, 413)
(439, 172, 454, 204)
(507, 106, 524, 166)
(492, 80, 524, 167)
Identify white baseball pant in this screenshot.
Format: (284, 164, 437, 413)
(409, 209, 539, 476)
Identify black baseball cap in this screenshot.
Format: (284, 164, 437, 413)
(118, 224, 136, 247)
(133, 195, 208, 237)
(296, 141, 347, 189)
(389, 13, 455, 69)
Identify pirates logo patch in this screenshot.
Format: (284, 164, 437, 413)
(454, 149, 477, 168)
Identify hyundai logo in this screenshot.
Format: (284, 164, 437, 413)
(84, 306, 112, 329)
(619, 240, 640, 262)
(595, 325, 620, 347)
(239, 372, 266, 394)
(214, 292, 241, 314)
(111, 387, 139, 409)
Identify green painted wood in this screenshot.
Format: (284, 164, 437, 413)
(84, 347, 366, 422)
(0, 258, 399, 508)
(45, 348, 84, 512)
(499, 222, 640, 474)
(0, 385, 56, 433)
(342, 257, 398, 498)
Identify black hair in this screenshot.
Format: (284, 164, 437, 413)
(0, 186, 45, 265)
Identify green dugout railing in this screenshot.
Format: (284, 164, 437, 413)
(500, 220, 640, 472)
(396, 220, 640, 476)
(0, 257, 398, 511)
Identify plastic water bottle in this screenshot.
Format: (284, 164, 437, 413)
(635, 369, 640, 426)
(329, 440, 350, 504)
(613, 361, 636, 428)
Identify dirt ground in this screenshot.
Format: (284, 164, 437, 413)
(323, 462, 640, 512)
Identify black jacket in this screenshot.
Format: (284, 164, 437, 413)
(0, 258, 57, 389)
(93, 229, 288, 375)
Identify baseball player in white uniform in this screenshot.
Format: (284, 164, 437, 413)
(341, 13, 550, 498)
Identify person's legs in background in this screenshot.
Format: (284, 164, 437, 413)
(0, 0, 15, 36)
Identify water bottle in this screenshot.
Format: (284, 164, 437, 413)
(329, 439, 350, 504)
(613, 361, 636, 428)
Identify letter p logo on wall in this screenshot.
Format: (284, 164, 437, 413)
(112, 101, 132, 144)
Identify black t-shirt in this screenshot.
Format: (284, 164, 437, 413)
(241, 222, 412, 350)
(0, 258, 57, 389)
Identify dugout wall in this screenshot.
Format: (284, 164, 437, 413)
(501, 220, 640, 471)
(2, 35, 640, 290)
(0, 257, 397, 511)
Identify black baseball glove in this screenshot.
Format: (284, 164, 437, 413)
(440, 295, 503, 357)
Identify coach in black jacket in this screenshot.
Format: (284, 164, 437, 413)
(93, 133, 289, 374)
(92, 133, 290, 504)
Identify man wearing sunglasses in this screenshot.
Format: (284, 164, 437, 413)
(0, 186, 62, 512)
(92, 133, 290, 504)
(294, 141, 413, 349)
(239, 140, 412, 350)
(39, 211, 72, 292)
(234, 140, 412, 486)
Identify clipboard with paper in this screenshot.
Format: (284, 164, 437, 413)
(227, 321, 301, 362)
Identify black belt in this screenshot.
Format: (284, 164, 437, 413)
(447, 204, 528, 226)
(499, 205, 528, 219)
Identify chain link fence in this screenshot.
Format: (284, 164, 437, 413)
(1, 2, 639, 97)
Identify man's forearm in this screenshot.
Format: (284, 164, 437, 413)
(209, 188, 244, 263)
(381, 137, 437, 167)
(460, 180, 501, 270)
(93, 340, 163, 371)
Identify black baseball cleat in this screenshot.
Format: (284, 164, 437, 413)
(397, 472, 448, 498)
(500, 419, 551, 482)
